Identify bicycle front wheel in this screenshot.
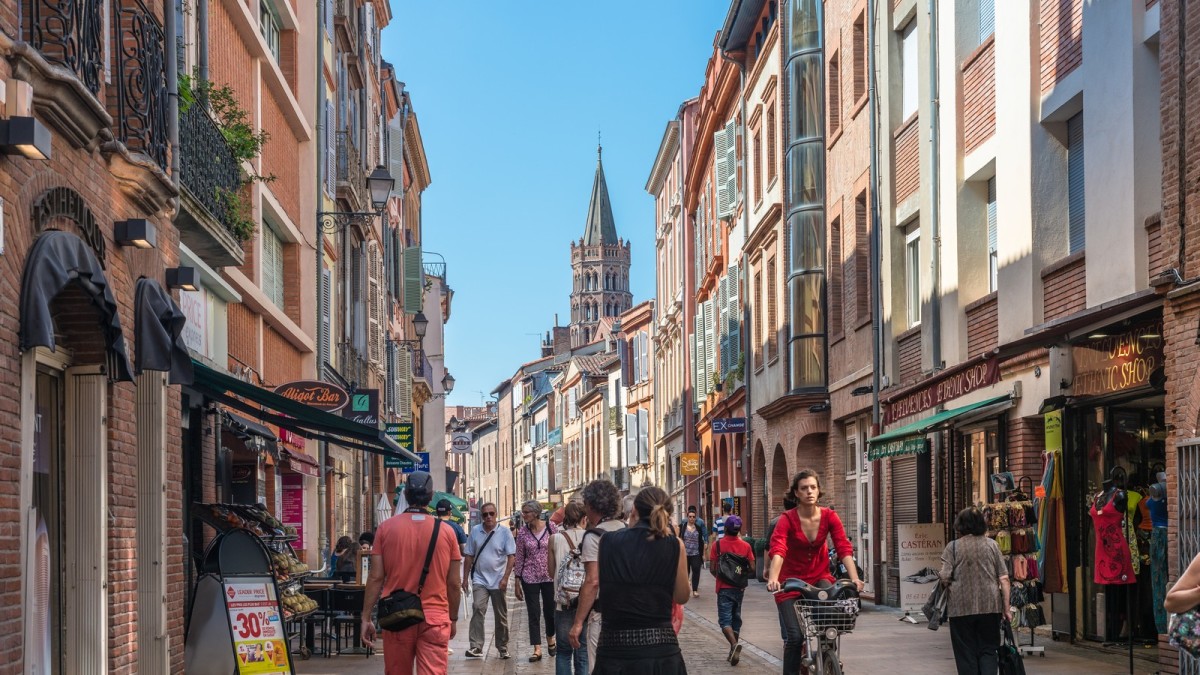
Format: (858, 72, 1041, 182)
(822, 649, 843, 675)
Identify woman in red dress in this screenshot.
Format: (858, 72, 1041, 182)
(765, 469, 864, 673)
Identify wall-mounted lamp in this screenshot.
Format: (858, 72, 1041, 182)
(166, 267, 199, 291)
(114, 219, 158, 249)
(413, 311, 429, 339)
(0, 116, 52, 160)
(367, 165, 396, 211)
(808, 401, 830, 413)
(850, 385, 873, 397)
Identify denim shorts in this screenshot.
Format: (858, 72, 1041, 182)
(716, 588, 745, 632)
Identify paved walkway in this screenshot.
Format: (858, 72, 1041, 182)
(295, 581, 1165, 674)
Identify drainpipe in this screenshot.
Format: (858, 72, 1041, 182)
(867, 0, 886, 601)
(197, 0, 208, 81)
(316, 0, 330, 567)
(165, 0, 179, 195)
(927, 0, 942, 373)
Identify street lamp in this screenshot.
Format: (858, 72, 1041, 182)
(441, 371, 455, 394)
(317, 166, 396, 233)
(412, 312, 429, 339)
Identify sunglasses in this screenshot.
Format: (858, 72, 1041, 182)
(482, 512, 496, 517)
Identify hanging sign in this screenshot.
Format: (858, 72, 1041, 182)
(272, 380, 348, 412)
(342, 389, 380, 427)
(1044, 409, 1063, 453)
(1070, 322, 1163, 397)
(680, 453, 701, 476)
(385, 423, 414, 469)
(223, 580, 291, 673)
(450, 432, 473, 454)
(884, 358, 1000, 424)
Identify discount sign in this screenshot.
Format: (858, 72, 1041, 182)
(224, 581, 291, 674)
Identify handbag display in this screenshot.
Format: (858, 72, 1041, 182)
(1169, 608, 1200, 658)
(377, 519, 442, 632)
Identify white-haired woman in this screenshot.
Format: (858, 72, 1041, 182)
(515, 500, 558, 661)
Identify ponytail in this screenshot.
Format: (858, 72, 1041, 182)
(633, 486, 674, 539)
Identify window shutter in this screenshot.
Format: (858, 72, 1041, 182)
(728, 264, 740, 375)
(324, 0, 333, 37)
(262, 229, 276, 302)
(403, 246, 423, 313)
(987, 178, 999, 291)
(325, 102, 336, 196)
(705, 298, 717, 390)
(385, 343, 395, 413)
(694, 310, 706, 398)
(637, 408, 649, 464)
(978, 0, 995, 44)
(388, 119, 405, 190)
(274, 236, 285, 308)
(321, 268, 332, 367)
(396, 347, 412, 421)
(724, 119, 739, 214)
(368, 244, 382, 365)
(625, 413, 637, 466)
(1067, 114, 1085, 254)
(639, 331, 649, 382)
(718, 274, 729, 378)
(714, 126, 731, 218)
(901, 21, 918, 119)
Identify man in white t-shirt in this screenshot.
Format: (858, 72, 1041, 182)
(462, 502, 517, 659)
(567, 479, 625, 673)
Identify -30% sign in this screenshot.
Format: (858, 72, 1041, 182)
(234, 611, 269, 638)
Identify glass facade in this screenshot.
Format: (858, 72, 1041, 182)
(784, 0, 827, 390)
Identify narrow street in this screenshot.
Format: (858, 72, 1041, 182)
(297, 582, 1159, 674)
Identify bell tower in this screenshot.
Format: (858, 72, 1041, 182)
(569, 144, 632, 347)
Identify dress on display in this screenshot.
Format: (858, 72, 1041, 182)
(1089, 497, 1136, 585)
(1148, 492, 1169, 633)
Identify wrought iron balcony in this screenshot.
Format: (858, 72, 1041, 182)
(178, 101, 245, 267)
(333, 0, 359, 55)
(336, 130, 365, 209)
(110, 0, 168, 170)
(423, 261, 447, 283)
(23, 0, 106, 96)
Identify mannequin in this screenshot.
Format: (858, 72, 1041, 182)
(1090, 479, 1136, 585)
(1148, 476, 1168, 633)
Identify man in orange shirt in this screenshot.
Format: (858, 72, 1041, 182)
(362, 471, 463, 674)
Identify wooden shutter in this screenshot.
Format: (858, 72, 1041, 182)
(705, 298, 717, 390)
(321, 268, 332, 367)
(724, 119, 739, 216)
(368, 243, 381, 365)
(1067, 113, 1085, 254)
(625, 413, 637, 466)
(385, 343, 395, 413)
(637, 408, 649, 464)
(695, 308, 707, 398)
(639, 330, 649, 382)
(388, 118, 405, 188)
(718, 273, 729, 378)
(325, 101, 336, 196)
(727, 264, 740, 374)
(855, 191, 870, 321)
(324, 0, 333, 36)
(397, 347, 412, 421)
(829, 52, 841, 135)
(403, 246, 422, 313)
(714, 125, 732, 218)
(830, 217, 843, 335)
(64, 367, 107, 674)
(753, 269, 764, 367)
(767, 258, 779, 360)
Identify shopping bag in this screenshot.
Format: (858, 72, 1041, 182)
(998, 621, 1027, 675)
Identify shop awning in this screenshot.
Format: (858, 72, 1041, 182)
(283, 449, 320, 477)
(134, 278, 193, 385)
(222, 411, 276, 441)
(868, 395, 1011, 461)
(191, 359, 419, 463)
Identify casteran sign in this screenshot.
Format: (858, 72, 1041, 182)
(883, 358, 1000, 424)
(273, 380, 349, 412)
(1071, 322, 1163, 398)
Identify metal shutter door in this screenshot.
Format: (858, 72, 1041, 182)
(1067, 113, 1085, 253)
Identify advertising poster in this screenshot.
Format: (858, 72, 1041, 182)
(224, 580, 291, 674)
(897, 523, 946, 612)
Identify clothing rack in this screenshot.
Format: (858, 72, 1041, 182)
(986, 475, 1045, 657)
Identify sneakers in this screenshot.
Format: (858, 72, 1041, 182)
(498, 648, 511, 659)
(464, 648, 483, 658)
(729, 644, 742, 666)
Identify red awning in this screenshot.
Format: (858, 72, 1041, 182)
(285, 449, 319, 477)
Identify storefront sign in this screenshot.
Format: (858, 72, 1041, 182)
(1070, 322, 1163, 398)
(385, 423, 415, 469)
(680, 453, 701, 476)
(342, 389, 379, 427)
(402, 452, 430, 474)
(286, 451, 318, 477)
(884, 359, 1001, 424)
(179, 288, 208, 356)
(548, 427, 562, 446)
(272, 380, 348, 412)
(1044, 410, 1063, 453)
(712, 417, 747, 433)
(281, 473, 304, 550)
(223, 580, 290, 673)
(450, 432, 473, 454)
(896, 524, 946, 612)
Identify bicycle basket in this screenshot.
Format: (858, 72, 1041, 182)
(794, 597, 861, 635)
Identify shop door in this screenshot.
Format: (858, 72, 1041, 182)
(889, 455, 919, 606)
(844, 424, 873, 594)
(30, 366, 64, 674)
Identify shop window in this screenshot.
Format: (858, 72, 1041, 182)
(31, 367, 64, 673)
(967, 428, 1000, 506)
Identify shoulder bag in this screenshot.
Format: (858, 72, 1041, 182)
(377, 519, 442, 632)
(1170, 607, 1200, 657)
(712, 539, 752, 588)
(466, 528, 497, 582)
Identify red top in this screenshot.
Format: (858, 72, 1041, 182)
(710, 535, 756, 592)
(768, 507, 854, 603)
(375, 512, 463, 625)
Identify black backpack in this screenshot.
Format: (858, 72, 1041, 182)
(712, 539, 752, 589)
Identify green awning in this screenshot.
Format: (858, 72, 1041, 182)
(190, 359, 419, 462)
(868, 395, 1011, 460)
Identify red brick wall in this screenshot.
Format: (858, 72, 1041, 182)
(893, 115, 920, 203)
(961, 37, 996, 154)
(965, 292, 999, 357)
(207, 1, 256, 113)
(897, 327, 922, 385)
(262, 326, 303, 388)
(1040, 0, 1084, 93)
(261, 93, 302, 226)
(1146, 215, 1167, 279)
(228, 302, 262, 370)
(1041, 252, 1086, 322)
(1006, 415, 1045, 486)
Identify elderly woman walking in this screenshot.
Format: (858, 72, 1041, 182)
(939, 507, 1012, 675)
(515, 500, 558, 662)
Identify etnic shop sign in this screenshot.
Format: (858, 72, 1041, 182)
(1070, 322, 1163, 398)
(272, 380, 349, 412)
(883, 358, 1001, 424)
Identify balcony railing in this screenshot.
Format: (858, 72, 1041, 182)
(411, 349, 432, 385)
(423, 262, 447, 283)
(336, 130, 365, 208)
(24, 0, 105, 96)
(180, 103, 242, 235)
(111, 0, 168, 170)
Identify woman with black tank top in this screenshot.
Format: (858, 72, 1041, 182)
(593, 486, 691, 674)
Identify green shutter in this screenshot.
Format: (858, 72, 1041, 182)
(403, 246, 423, 313)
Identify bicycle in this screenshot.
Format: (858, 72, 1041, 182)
(781, 578, 861, 675)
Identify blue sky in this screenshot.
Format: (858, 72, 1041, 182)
(383, 1, 729, 407)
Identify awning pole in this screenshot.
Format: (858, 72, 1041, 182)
(318, 439, 328, 571)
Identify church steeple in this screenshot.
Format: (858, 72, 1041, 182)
(581, 144, 619, 246)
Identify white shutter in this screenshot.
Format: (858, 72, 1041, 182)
(321, 268, 332, 367)
(695, 307, 707, 397)
(639, 331, 649, 382)
(326, 101, 336, 196)
(64, 368, 107, 674)
(368, 244, 381, 365)
(397, 347, 412, 421)
(724, 119, 738, 215)
(901, 21, 918, 119)
(718, 274, 730, 378)
(705, 299, 717, 390)
(625, 413, 637, 466)
(637, 408, 649, 464)
(714, 125, 731, 218)
(728, 264, 741, 376)
(385, 344, 395, 413)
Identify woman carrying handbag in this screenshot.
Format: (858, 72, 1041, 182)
(938, 508, 1012, 675)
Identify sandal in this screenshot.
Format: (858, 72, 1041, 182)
(529, 652, 542, 662)
(548, 641, 557, 656)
